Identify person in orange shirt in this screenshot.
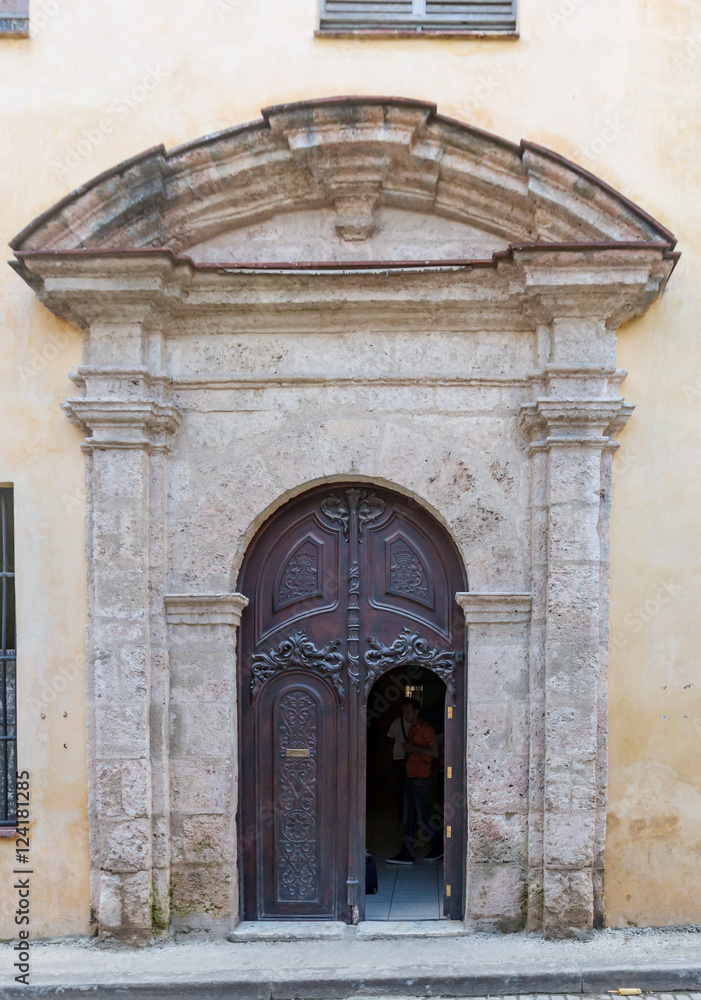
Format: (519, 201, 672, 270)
(386, 697, 442, 865)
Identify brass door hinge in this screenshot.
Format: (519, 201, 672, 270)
(447, 706, 453, 719)
(446, 884, 451, 897)
(446, 826, 452, 838)
(447, 766, 452, 779)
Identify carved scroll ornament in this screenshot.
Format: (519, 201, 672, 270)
(251, 630, 345, 704)
(318, 488, 386, 693)
(320, 495, 350, 539)
(319, 489, 385, 540)
(364, 627, 458, 703)
(357, 491, 386, 534)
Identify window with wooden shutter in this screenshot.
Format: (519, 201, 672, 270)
(0, 0, 29, 38)
(319, 0, 516, 33)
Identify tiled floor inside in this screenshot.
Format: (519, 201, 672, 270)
(365, 855, 444, 920)
(365, 806, 444, 920)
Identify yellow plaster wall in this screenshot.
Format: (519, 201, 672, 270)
(0, 0, 699, 935)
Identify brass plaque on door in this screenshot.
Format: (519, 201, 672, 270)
(285, 747, 311, 759)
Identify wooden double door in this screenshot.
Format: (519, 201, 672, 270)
(238, 483, 466, 922)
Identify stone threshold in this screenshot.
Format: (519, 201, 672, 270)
(228, 920, 469, 942)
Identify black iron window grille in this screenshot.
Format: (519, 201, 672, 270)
(0, 488, 16, 827)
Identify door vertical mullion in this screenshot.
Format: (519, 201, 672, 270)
(345, 489, 362, 922)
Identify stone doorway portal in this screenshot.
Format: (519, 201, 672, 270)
(9, 97, 678, 939)
(236, 483, 467, 923)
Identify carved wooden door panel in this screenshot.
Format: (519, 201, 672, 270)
(359, 490, 467, 920)
(238, 484, 466, 922)
(239, 488, 348, 920)
(256, 675, 338, 917)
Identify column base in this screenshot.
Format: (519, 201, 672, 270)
(543, 867, 594, 938)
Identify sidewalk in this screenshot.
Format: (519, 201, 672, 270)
(2, 924, 700, 998)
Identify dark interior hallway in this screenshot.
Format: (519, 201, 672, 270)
(365, 666, 446, 920)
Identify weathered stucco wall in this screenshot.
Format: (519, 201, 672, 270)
(0, 0, 699, 936)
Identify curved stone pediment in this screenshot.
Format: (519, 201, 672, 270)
(11, 96, 675, 264)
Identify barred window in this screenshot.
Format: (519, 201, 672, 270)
(0, 0, 29, 38)
(319, 0, 517, 33)
(0, 489, 16, 827)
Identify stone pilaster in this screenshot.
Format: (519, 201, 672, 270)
(164, 593, 248, 934)
(519, 390, 632, 937)
(64, 364, 181, 943)
(456, 593, 532, 930)
(526, 441, 548, 931)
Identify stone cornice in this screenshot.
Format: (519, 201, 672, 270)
(62, 399, 182, 453)
(518, 398, 634, 451)
(12, 245, 675, 335)
(59, 367, 631, 396)
(456, 592, 532, 625)
(171, 372, 535, 391)
(95, 366, 627, 395)
(164, 593, 249, 626)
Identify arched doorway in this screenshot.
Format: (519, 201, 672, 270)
(237, 482, 467, 922)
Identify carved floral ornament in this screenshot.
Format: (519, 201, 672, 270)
(364, 628, 459, 703)
(276, 690, 319, 903)
(251, 631, 346, 704)
(320, 491, 386, 540)
(251, 626, 462, 706)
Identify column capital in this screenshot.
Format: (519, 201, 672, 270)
(63, 398, 182, 453)
(519, 397, 634, 452)
(164, 593, 249, 627)
(456, 592, 532, 625)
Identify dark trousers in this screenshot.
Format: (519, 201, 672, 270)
(402, 775, 444, 855)
(402, 776, 433, 855)
(392, 759, 406, 822)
